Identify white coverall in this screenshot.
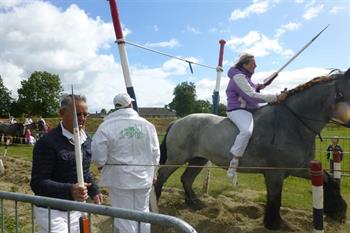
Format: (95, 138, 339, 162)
(92, 108, 160, 233)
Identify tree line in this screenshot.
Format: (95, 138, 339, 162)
(0, 71, 63, 118)
(0, 71, 227, 118)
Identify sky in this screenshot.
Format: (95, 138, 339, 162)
(0, 0, 349, 113)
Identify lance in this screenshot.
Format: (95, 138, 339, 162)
(258, 24, 330, 91)
(71, 86, 90, 233)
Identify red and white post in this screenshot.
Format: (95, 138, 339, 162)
(309, 160, 324, 233)
(333, 149, 342, 184)
(108, 0, 138, 111)
(203, 40, 226, 194)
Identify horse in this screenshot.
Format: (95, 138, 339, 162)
(155, 68, 350, 230)
(0, 122, 37, 144)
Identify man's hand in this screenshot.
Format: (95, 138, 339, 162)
(93, 193, 104, 205)
(71, 183, 91, 202)
(153, 176, 157, 185)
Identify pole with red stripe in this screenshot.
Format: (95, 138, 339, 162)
(309, 160, 324, 233)
(333, 149, 341, 184)
(108, 0, 138, 111)
(203, 40, 226, 194)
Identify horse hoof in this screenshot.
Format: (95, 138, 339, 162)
(186, 198, 206, 210)
(265, 219, 296, 232)
(280, 220, 297, 232)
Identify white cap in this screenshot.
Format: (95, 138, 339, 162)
(113, 93, 135, 108)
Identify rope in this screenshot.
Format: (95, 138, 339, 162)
(118, 39, 217, 70)
(104, 163, 300, 171)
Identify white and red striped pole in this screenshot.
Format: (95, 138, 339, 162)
(108, 0, 138, 111)
(309, 160, 324, 233)
(333, 149, 341, 184)
(203, 40, 226, 194)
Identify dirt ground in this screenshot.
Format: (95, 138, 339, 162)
(0, 156, 349, 233)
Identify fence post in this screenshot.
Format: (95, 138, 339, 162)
(309, 160, 324, 233)
(333, 149, 341, 184)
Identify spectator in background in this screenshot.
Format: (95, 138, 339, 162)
(24, 113, 33, 126)
(92, 93, 160, 233)
(327, 136, 344, 174)
(9, 116, 17, 124)
(30, 94, 103, 233)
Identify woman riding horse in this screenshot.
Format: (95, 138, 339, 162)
(156, 68, 350, 230)
(226, 53, 286, 184)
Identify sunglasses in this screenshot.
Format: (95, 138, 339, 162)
(76, 112, 89, 118)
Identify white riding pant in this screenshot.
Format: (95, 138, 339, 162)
(34, 206, 81, 233)
(227, 109, 254, 157)
(109, 187, 151, 233)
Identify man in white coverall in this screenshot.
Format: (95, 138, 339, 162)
(92, 93, 160, 233)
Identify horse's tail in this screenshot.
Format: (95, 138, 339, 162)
(159, 122, 174, 165)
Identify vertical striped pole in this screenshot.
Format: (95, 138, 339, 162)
(108, 0, 138, 112)
(202, 40, 226, 194)
(333, 149, 341, 184)
(309, 160, 324, 233)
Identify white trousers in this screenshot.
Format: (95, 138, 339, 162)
(227, 109, 254, 157)
(34, 206, 81, 233)
(109, 187, 151, 233)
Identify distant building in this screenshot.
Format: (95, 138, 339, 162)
(89, 107, 176, 118)
(139, 107, 176, 118)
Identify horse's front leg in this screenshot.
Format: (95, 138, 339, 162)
(263, 171, 285, 230)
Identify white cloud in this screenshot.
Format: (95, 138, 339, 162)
(144, 39, 180, 49)
(303, 4, 324, 20)
(153, 25, 159, 32)
(295, 0, 304, 3)
(226, 31, 293, 58)
(0, 1, 133, 112)
(330, 6, 345, 14)
(229, 0, 279, 21)
(252, 67, 331, 94)
(274, 22, 301, 38)
(185, 24, 201, 34)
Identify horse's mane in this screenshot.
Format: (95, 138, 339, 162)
(285, 69, 344, 97)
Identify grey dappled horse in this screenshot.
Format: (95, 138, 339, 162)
(155, 69, 350, 230)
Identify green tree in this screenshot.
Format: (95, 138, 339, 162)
(0, 75, 13, 117)
(17, 71, 63, 116)
(218, 103, 227, 116)
(169, 82, 196, 117)
(100, 108, 107, 115)
(194, 99, 211, 113)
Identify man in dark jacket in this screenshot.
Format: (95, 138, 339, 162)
(30, 94, 103, 233)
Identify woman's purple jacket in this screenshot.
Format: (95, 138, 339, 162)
(226, 67, 266, 111)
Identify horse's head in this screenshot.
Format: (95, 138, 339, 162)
(331, 68, 350, 127)
(323, 171, 347, 221)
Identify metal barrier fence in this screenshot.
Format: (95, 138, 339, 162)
(0, 191, 197, 233)
(315, 136, 350, 176)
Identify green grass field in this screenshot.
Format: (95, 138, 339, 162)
(2, 118, 350, 213)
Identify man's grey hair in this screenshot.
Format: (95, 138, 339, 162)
(60, 94, 87, 109)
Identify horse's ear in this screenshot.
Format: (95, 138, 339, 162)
(345, 68, 350, 78)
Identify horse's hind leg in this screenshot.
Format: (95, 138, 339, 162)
(181, 157, 208, 210)
(155, 165, 179, 200)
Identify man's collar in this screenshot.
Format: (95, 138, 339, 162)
(60, 122, 87, 145)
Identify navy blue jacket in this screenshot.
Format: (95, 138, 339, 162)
(30, 124, 99, 201)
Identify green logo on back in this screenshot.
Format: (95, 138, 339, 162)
(119, 125, 144, 139)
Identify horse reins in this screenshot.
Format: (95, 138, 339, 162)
(281, 103, 323, 141)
